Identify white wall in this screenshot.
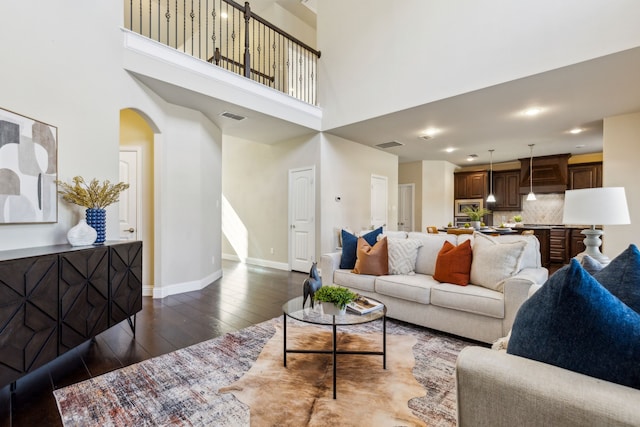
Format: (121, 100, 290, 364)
(0, 1, 123, 250)
(320, 133, 398, 254)
(1, 1, 224, 299)
(603, 111, 640, 258)
(317, 0, 640, 130)
(222, 133, 319, 269)
(422, 161, 457, 228)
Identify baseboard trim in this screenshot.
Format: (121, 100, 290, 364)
(222, 253, 289, 271)
(151, 269, 223, 299)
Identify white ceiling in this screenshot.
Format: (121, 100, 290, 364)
(135, 2, 640, 167)
(325, 46, 640, 166)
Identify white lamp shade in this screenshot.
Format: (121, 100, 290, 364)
(562, 187, 631, 225)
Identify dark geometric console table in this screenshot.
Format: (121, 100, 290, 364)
(0, 241, 142, 390)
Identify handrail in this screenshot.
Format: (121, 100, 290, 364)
(125, 0, 320, 105)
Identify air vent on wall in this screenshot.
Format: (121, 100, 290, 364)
(220, 111, 246, 121)
(375, 141, 404, 149)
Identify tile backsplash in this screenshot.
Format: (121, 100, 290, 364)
(493, 193, 565, 225)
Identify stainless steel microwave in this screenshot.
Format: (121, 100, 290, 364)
(454, 199, 484, 217)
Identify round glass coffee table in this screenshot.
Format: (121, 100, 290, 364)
(282, 295, 387, 399)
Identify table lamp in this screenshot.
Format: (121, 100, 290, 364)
(562, 187, 630, 264)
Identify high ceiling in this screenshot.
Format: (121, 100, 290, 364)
(138, 2, 640, 168)
(325, 46, 640, 166)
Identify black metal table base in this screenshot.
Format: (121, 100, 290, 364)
(283, 313, 387, 399)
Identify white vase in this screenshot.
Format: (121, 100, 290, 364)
(322, 302, 347, 316)
(471, 220, 481, 230)
(67, 219, 97, 246)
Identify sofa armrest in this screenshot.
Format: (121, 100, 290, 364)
(320, 252, 342, 284)
(456, 346, 640, 427)
(502, 267, 548, 334)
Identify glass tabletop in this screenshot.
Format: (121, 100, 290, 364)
(283, 296, 386, 326)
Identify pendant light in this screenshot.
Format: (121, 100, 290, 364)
(486, 149, 496, 203)
(526, 144, 536, 201)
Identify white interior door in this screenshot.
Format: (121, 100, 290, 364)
(289, 166, 315, 273)
(398, 183, 414, 232)
(119, 149, 140, 240)
(371, 174, 388, 229)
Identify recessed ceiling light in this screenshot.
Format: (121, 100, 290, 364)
(419, 135, 432, 141)
(444, 147, 455, 153)
(420, 128, 440, 138)
(569, 128, 583, 134)
(575, 144, 586, 148)
(522, 107, 543, 117)
(467, 154, 478, 162)
(221, 12, 228, 19)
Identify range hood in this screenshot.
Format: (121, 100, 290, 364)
(519, 154, 570, 194)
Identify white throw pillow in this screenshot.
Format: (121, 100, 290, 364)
(470, 232, 527, 291)
(383, 237, 423, 275)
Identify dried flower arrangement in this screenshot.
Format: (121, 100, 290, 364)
(56, 176, 129, 209)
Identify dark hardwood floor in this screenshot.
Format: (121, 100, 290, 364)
(0, 260, 307, 427)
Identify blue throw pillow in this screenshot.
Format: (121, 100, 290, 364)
(508, 258, 640, 390)
(340, 227, 382, 269)
(593, 244, 640, 314)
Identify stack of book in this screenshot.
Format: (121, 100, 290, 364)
(347, 296, 384, 315)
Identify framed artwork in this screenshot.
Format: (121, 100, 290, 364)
(0, 107, 57, 223)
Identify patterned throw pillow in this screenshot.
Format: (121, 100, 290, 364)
(469, 233, 526, 291)
(385, 237, 423, 275)
(508, 259, 640, 390)
(433, 240, 472, 286)
(352, 236, 389, 276)
(340, 227, 382, 269)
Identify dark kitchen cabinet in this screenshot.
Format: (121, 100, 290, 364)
(0, 241, 142, 389)
(454, 171, 487, 199)
(550, 228, 569, 264)
(569, 162, 602, 189)
(490, 170, 521, 211)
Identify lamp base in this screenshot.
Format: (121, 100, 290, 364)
(577, 228, 609, 265)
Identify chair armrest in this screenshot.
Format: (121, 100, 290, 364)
(320, 252, 341, 284)
(502, 267, 548, 334)
(456, 346, 640, 427)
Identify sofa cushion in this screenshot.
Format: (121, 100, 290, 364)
(353, 236, 388, 276)
(433, 239, 472, 286)
(408, 232, 458, 276)
(382, 230, 408, 239)
(580, 254, 604, 275)
(374, 274, 436, 305)
(508, 258, 640, 390)
(593, 244, 640, 313)
(340, 227, 382, 269)
(333, 269, 376, 293)
(431, 283, 504, 318)
(385, 237, 423, 275)
(491, 234, 541, 269)
(470, 233, 527, 292)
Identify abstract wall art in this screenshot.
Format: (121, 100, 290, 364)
(0, 107, 57, 223)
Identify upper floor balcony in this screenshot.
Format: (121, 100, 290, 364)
(124, 0, 320, 106)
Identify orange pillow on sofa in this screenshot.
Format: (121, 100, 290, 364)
(433, 239, 473, 286)
(353, 236, 389, 276)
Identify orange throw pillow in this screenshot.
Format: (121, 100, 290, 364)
(433, 240, 473, 286)
(352, 236, 389, 276)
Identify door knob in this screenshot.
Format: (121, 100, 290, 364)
(124, 227, 135, 233)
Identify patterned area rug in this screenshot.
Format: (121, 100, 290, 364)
(54, 317, 473, 426)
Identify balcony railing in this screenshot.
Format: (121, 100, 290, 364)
(125, 0, 321, 105)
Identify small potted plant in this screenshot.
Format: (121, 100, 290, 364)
(313, 285, 358, 316)
(513, 215, 523, 227)
(462, 206, 492, 230)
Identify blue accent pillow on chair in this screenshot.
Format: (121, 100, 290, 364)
(340, 227, 382, 269)
(508, 258, 640, 390)
(594, 244, 640, 314)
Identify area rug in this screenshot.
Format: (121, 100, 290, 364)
(54, 317, 473, 426)
(219, 324, 425, 426)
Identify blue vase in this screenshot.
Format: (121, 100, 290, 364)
(86, 208, 107, 245)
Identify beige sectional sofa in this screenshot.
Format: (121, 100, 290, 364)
(320, 231, 548, 344)
(455, 346, 640, 426)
